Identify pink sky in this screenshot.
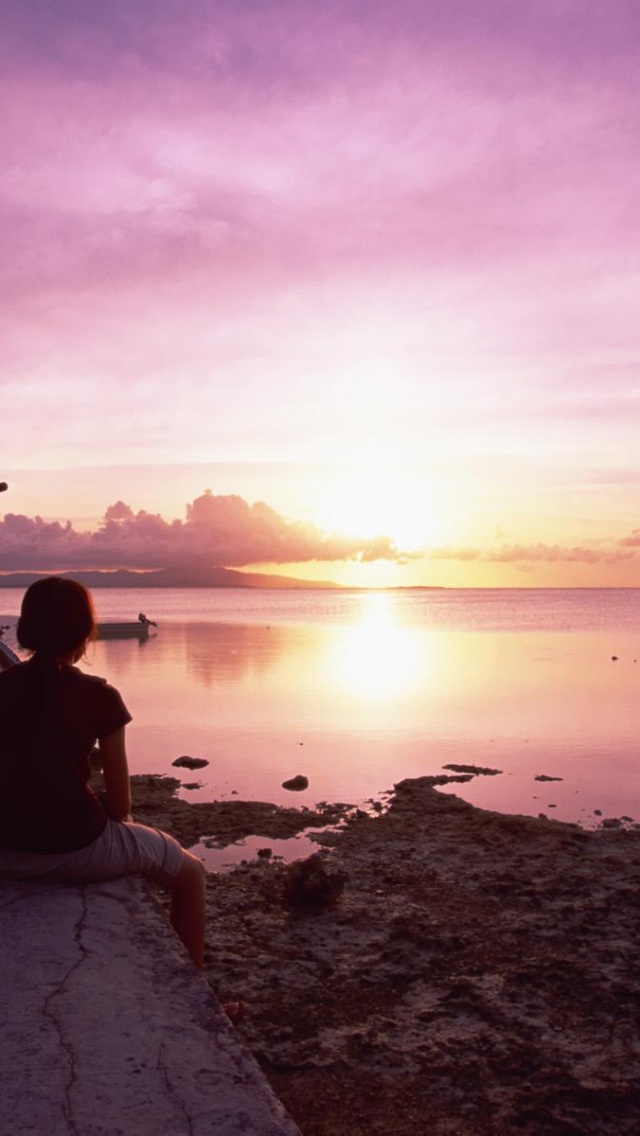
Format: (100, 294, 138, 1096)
(2, 1, 640, 586)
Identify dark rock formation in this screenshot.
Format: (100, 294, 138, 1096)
(172, 755, 209, 770)
(283, 853, 347, 908)
(282, 775, 309, 791)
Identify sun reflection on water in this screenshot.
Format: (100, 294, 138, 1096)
(330, 591, 427, 699)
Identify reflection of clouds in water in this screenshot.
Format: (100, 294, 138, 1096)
(330, 591, 430, 700)
(90, 635, 148, 679)
(183, 622, 312, 688)
(177, 601, 435, 700)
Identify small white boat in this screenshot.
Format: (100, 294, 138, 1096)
(97, 614, 157, 641)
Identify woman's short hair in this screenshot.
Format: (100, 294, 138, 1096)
(17, 576, 96, 658)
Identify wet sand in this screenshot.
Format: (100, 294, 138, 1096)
(129, 771, 640, 1135)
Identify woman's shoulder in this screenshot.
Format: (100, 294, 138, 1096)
(65, 666, 121, 694)
(66, 665, 106, 684)
(64, 667, 129, 714)
(65, 667, 132, 730)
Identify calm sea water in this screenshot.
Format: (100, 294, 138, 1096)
(2, 588, 639, 859)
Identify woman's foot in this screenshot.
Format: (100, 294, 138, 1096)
(222, 1001, 246, 1025)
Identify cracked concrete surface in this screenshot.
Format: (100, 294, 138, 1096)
(0, 877, 300, 1136)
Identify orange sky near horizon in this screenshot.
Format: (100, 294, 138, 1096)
(2, 464, 640, 589)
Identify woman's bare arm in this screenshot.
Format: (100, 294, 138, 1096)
(99, 727, 133, 821)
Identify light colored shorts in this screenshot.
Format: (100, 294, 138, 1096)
(0, 818, 185, 883)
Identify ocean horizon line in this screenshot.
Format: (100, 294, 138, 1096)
(1, 571, 640, 593)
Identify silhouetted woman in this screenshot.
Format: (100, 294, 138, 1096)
(0, 577, 206, 968)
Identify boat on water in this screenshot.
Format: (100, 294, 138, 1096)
(97, 614, 158, 640)
(1, 614, 158, 664)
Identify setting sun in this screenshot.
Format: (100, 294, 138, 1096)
(313, 469, 452, 553)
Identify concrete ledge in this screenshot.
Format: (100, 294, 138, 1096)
(0, 877, 300, 1136)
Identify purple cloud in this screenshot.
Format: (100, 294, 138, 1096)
(618, 530, 640, 549)
(430, 541, 638, 565)
(0, 490, 410, 571)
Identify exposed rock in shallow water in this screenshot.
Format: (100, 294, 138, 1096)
(282, 775, 309, 791)
(442, 763, 502, 776)
(172, 755, 209, 770)
(124, 774, 353, 847)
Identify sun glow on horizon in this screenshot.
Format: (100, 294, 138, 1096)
(312, 468, 454, 553)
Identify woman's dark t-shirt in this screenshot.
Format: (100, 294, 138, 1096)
(0, 660, 132, 853)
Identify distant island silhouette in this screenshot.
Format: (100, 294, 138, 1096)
(0, 567, 338, 589)
(0, 568, 444, 590)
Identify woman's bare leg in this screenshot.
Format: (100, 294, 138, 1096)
(161, 850, 207, 969)
(151, 852, 244, 1019)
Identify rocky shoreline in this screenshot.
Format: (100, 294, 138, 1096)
(129, 771, 640, 1135)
